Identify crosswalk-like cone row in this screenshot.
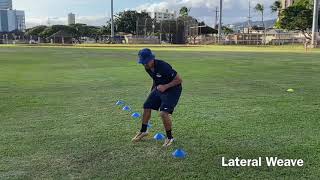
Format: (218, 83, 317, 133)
(116, 100, 186, 159)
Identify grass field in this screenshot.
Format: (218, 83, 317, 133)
(0, 45, 320, 179)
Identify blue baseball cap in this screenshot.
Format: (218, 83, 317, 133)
(138, 48, 155, 64)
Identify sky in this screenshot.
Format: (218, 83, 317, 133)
(12, 0, 277, 28)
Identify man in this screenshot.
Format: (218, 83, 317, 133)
(132, 48, 183, 147)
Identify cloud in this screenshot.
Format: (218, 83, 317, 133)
(26, 15, 109, 28)
(135, 0, 276, 26)
(15, 0, 110, 28)
(22, 0, 277, 28)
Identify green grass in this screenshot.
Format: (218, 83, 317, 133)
(0, 45, 320, 179)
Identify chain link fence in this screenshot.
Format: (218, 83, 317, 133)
(1, 26, 319, 46)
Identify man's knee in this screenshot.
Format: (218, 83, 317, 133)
(159, 111, 169, 119)
(144, 109, 152, 114)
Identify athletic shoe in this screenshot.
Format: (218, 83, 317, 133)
(132, 132, 149, 142)
(162, 138, 175, 147)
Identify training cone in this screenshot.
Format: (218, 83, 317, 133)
(172, 149, 187, 159)
(287, 89, 294, 93)
(122, 106, 131, 111)
(116, 100, 125, 106)
(131, 112, 141, 118)
(153, 133, 165, 140)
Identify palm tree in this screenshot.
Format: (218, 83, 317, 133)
(179, 6, 191, 17)
(255, 3, 265, 28)
(255, 3, 265, 44)
(271, 1, 282, 18)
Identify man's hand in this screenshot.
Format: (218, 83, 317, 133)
(157, 84, 168, 93)
(156, 74, 183, 93)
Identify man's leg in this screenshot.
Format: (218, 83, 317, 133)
(160, 111, 175, 147)
(159, 87, 182, 147)
(132, 109, 151, 142)
(160, 111, 172, 137)
(140, 109, 152, 132)
(132, 89, 161, 142)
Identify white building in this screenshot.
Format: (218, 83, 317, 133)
(282, 0, 295, 9)
(68, 13, 75, 25)
(0, 9, 25, 32)
(147, 9, 176, 22)
(0, 0, 12, 10)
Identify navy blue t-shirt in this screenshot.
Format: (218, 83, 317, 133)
(145, 59, 179, 87)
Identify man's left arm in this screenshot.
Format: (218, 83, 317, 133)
(157, 74, 182, 93)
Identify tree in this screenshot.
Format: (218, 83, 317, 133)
(86, 26, 100, 37)
(278, 5, 313, 39)
(198, 21, 206, 26)
(69, 23, 90, 43)
(9, 30, 25, 39)
(294, 0, 313, 9)
(255, 3, 265, 29)
(100, 25, 111, 35)
(113, 10, 151, 34)
(255, 3, 266, 44)
(26, 25, 47, 38)
(40, 25, 75, 39)
(200, 26, 218, 34)
(271, 0, 282, 18)
(179, 6, 190, 17)
(87, 26, 101, 42)
(222, 26, 234, 35)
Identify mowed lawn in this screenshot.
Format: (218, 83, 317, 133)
(0, 45, 320, 179)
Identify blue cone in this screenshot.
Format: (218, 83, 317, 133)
(116, 100, 125, 106)
(122, 106, 131, 111)
(131, 112, 141, 118)
(153, 133, 165, 140)
(172, 149, 187, 158)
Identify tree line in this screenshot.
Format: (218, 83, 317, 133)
(256, 0, 319, 40)
(23, 7, 229, 44)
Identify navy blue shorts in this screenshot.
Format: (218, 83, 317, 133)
(143, 85, 182, 114)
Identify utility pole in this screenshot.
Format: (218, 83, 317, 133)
(176, 18, 178, 44)
(136, 17, 139, 36)
(169, 22, 171, 44)
(144, 18, 147, 37)
(248, 0, 252, 44)
(215, 7, 219, 29)
(160, 20, 162, 42)
(248, 0, 252, 28)
(218, 0, 223, 43)
(311, 0, 319, 48)
(111, 0, 115, 38)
